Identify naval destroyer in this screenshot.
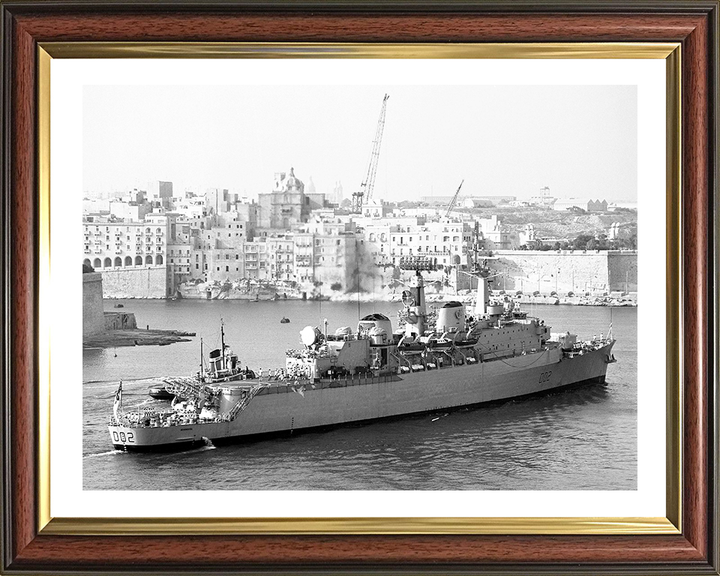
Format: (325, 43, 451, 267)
(108, 257, 616, 451)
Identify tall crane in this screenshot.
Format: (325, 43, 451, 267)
(351, 94, 389, 214)
(444, 179, 465, 217)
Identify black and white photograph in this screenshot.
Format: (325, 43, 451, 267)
(80, 77, 639, 493)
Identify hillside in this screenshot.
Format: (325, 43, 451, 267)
(465, 205, 637, 240)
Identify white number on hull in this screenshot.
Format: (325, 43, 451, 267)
(112, 431, 135, 444)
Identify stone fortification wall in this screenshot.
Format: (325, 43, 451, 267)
(104, 312, 138, 330)
(83, 272, 105, 335)
(491, 250, 637, 295)
(101, 267, 168, 299)
(607, 252, 638, 292)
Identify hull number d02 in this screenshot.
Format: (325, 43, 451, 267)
(112, 430, 135, 443)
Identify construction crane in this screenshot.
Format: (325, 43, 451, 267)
(351, 94, 389, 214)
(444, 179, 465, 217)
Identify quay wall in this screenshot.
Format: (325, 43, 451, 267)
(83, 272, 106, 336)
(101, 266, 168, 299)
(607, 252, 639, 293)
(491, 250, 637, 295)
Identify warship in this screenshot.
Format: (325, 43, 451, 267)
(108, 256, 616, 451)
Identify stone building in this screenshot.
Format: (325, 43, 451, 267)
(258, 168, 307, 229)
(257, 168, 325, 230)
(266, 235, 295, 282)
(293, 218, 358, 291)
(82, 211, 192, 297)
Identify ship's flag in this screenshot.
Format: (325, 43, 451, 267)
(113, 381, 123, 419)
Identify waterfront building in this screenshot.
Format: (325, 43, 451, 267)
(82, 211, 195, 297)
(474, 215, 518, 250)
(82, 216, 165, 270)
(243, 239, 269, 280)
(167, 218, 195, 292)
(386, 220, 475, 268)
(266, 235, 295, 282)
(293, 218, 357, 291)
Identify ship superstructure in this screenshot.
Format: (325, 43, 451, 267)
(108, 256, 616, 451)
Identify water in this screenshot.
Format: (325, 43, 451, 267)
(84, 300, 636, 490)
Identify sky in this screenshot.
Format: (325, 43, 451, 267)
(83, 84, 637, 202)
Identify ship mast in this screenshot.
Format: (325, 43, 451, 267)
(220, 319, 226, 371)
(398, 255, 435, 338)
(200, 338, 204, 379)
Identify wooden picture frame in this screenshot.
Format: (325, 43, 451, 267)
(1, 1, 717, 573)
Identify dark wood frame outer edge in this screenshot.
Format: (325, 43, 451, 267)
(0, 2, 717, 574)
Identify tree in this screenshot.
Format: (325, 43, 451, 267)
(572, 234, 594, 250)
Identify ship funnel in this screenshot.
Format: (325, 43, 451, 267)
(436, 301, 465, 333)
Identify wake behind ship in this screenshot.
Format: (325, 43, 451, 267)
(108, 257, 616, 451)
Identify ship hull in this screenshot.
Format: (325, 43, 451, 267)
(110, 342, 614, 451)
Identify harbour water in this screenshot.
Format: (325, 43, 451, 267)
(83, 299, 637, 490)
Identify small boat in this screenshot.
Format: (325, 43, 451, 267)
(280, 317, 290, 324)
(148, 385, 174, 400)
(114, 303, 124, 308)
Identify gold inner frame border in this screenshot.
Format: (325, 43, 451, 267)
(36, 41, 682, 536)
